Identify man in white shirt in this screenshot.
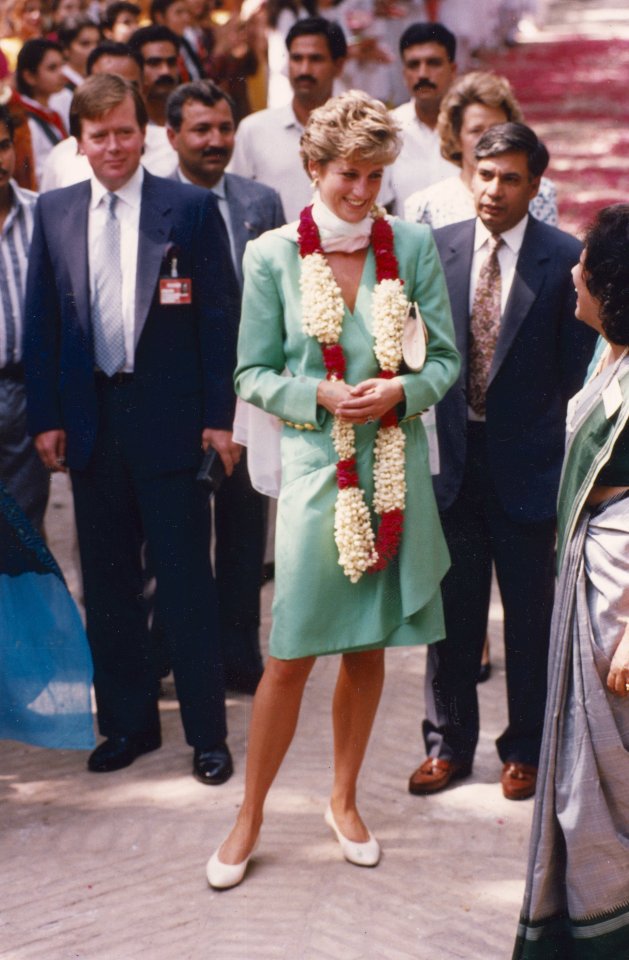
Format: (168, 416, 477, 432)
(407, 123, 597, 803)
(25, 74, 241, 785)
(389, 22, 459, 214)
(228, 17, 347, 222)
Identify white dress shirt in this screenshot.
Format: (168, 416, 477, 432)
(470, 213, 529, 316)
(88, 166, 143, 372)
(388, 100, 458, 215)
(228, 103, 311, 222)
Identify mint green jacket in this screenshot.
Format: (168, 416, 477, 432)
(235, 219, 461, 659)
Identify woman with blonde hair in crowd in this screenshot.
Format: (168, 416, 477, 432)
(405, 70, 557, 228)
(206, 89, 460, 889)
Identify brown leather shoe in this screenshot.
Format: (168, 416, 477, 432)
(408, 757, 471, 795)
(501, 762, 537, 800)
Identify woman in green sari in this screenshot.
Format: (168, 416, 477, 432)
(513, 204, 629, 959)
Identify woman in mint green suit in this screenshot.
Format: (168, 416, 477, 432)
(206, 91, 460, 889)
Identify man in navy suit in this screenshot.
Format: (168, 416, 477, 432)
(24, 74, 241, 783)
(166, 79, 285, 694)
(408, 123, 597, 800)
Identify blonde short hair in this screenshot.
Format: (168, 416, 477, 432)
(300, 90, 401, 173)
(438, 71, 523, 166)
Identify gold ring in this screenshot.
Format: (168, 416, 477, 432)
(625, 682, 629, 692)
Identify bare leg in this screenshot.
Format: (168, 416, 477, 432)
(329, 649, 385, 842)
(481, 635, 491, 667)
(217, 653, 316, 864)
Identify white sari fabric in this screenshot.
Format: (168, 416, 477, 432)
(514, 492, 629, 959)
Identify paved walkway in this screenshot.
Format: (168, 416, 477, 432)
(3, 475, 530, 960)
(3, 4, 627, 958)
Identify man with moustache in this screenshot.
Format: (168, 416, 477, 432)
(166, 79, 285, 692)
(39, 40, 177, 190)
(408, 123, 597, 801)
(24, 74, 240, 782)
(389, 22, 459, 215)
(0, 104, 48, 529)
(228, 17, 347, 221)
(128, 24, 180, 175)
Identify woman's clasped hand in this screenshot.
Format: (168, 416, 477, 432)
(317, 376, 404, 422)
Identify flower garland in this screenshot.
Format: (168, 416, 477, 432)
(298, 204, 409, 582)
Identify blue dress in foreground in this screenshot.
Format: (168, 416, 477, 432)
(0, 481, 95, 750)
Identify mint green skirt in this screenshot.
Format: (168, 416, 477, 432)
(269, 416, 449, 660)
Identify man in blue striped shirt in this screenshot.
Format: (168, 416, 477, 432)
(0, 104, 48, 529)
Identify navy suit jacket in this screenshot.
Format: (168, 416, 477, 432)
(173, 169, 285, 289)
(432, 216, 597, 523)
(224, 173, 285, 288)
(24, 170, 241, 475)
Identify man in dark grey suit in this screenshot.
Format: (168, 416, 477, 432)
(167, 80, 285, 694)
(408, 124, 597, 801)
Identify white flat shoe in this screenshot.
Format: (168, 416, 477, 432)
(206, 840, 258, 890)
(324, 805, 380, 867)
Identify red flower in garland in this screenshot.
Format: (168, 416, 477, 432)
(322, 343, 346, 380)
(371, 217, 399, 282)
(336, 458, 359, 488)
(369, 510, 404, 571)
(297, 205, 323, 256)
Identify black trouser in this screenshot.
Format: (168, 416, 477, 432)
(214, 449, 266, 684)
(423, 422, 555, 768)
(71, 377, 226, 748)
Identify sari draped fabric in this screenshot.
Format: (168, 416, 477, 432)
(513, 353, 629, 960)
(0, 482, 95, 749)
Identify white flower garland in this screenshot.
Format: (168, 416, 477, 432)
(301, 252, 345, 344)
(372, 277, 408, 373)
(299, 215, 409, 582)
(371, 277, 408, 519)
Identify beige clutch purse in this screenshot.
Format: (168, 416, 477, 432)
(402, 301, 429, 372)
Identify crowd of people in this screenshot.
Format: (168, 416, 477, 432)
(1, 4, 628, 957)
(0, 0, 550, 192)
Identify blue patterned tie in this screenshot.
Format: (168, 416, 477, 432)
(92, 192, 125, 376)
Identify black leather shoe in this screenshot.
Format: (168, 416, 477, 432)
(88, 731, 161, 773)
(193, 743, 233, 785)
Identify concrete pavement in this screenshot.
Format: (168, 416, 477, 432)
(1, 474, 533, 960)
